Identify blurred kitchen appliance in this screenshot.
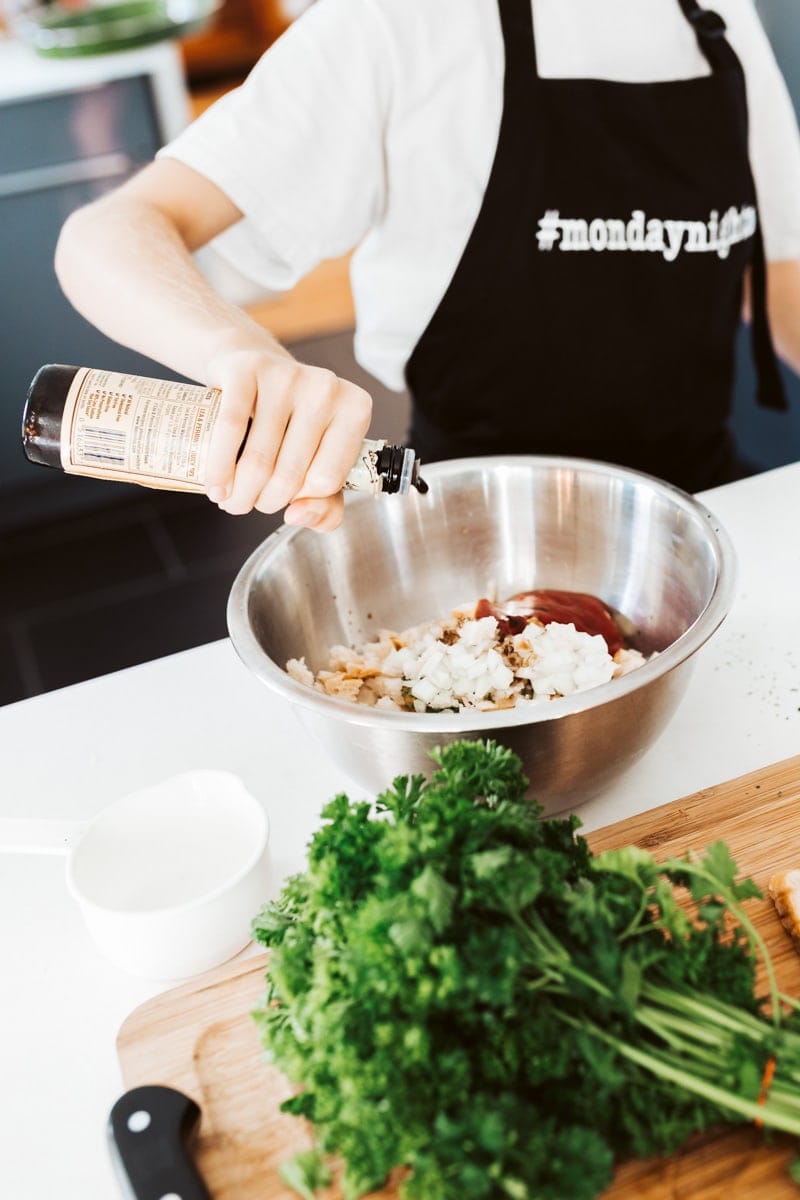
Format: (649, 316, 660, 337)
(0, 37, 191, 531)
(4, 0, 221, 58)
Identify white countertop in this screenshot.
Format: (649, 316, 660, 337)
(3, 460, 800, 1199)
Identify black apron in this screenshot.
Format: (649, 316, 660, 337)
(404, 0, 786, 492)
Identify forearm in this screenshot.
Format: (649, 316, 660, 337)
(54, 192, 291, 382)
(54, 162, 371, 529)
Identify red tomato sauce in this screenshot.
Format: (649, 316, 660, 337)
(474, 589, 625, 655)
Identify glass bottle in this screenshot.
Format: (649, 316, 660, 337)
(21, 363, 427, 496)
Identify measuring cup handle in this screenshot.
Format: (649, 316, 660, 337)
(0, 817, 86, 855)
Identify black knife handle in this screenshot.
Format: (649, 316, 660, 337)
(108, 1085, 213, 1200)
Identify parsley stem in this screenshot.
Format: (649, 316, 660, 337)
(639, 983, 800, 1061)
(632, 1021, 725, 1066)
(776, 991, 800, 1017)
(634, 1006, 727, 1056)
(524, 973, 561, 993)
(617, 889, 651, 941)
(663, 858, 781, 1026)
(640, 984, 767, 1039)
(561, 1014, 800, 1136)
(510, 909, 617, 1001)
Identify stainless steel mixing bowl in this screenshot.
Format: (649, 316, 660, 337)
(227, 456, 736, 813)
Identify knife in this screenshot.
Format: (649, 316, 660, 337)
(107, 1084, 213, 1200)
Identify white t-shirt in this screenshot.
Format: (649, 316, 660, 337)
(161, 0, 800, 392)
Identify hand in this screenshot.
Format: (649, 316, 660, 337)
(203, 338, 372, 531)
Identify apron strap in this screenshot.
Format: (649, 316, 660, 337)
(674, 0, 740, 73)
(498, 0, 538, 82)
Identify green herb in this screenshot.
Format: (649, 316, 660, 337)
(252, 739, 800, 1199)
(279, 1149, 332, 1200)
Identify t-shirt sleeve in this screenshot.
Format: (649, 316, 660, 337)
(730, 0, 800, 261)
(158, 0, 390, 289)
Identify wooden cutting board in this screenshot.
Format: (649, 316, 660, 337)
(117, 754, 800, 1199)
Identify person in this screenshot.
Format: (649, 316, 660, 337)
(54, 0, 800, 531)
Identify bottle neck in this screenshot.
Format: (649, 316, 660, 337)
(374, 444, 427, 494)
(22, 364, 80, 468)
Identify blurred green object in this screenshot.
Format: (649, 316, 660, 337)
(11, 0, 220, 57)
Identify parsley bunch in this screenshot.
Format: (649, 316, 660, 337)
(252, 739, 800, 1200)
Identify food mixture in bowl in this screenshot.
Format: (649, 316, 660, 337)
(286, 589, 650, 713)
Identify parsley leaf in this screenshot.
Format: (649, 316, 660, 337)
(252, 739, 800, 1198)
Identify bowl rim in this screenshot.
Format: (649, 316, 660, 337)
(227, 455, 737, 731)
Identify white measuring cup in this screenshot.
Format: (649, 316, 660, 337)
(0, 769, 271, 981)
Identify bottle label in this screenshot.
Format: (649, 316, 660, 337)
(60, 367, 221, 492)
(344, 439, 386, 495)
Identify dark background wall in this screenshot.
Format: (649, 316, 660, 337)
(730, 0, 800, 469)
